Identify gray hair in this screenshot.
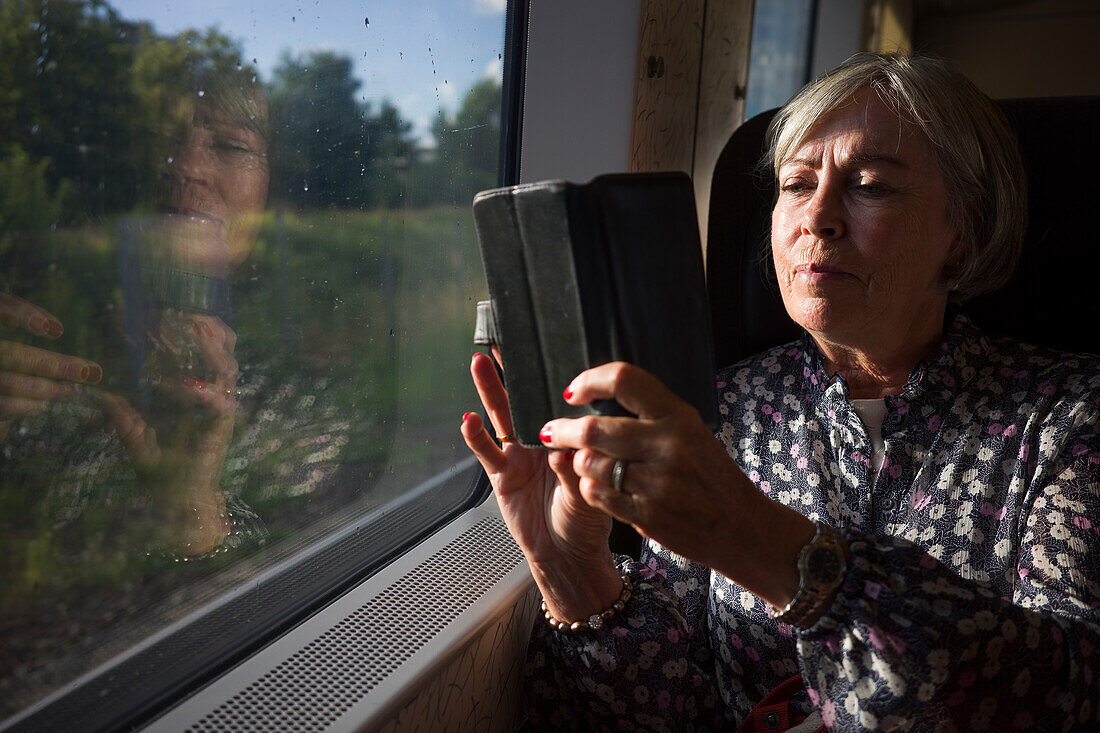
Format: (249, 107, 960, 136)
(766, 53, 1026, 302)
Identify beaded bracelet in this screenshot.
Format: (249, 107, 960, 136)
(541, 573, 633, 634)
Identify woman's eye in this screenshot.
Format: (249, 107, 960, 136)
(780, 181, 811, 194)
(854, 179, 889, 195)
(213, 140, 251, 154)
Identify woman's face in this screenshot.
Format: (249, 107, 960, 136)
(770, 89, 957, 354)
(164, 102, 269, 271)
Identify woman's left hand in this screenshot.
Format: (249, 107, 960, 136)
(539, 362, 815, 606)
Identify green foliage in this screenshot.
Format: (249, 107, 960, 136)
(0, 0, 141, 218)
(269, 51, 416, 210)
(0, 206, 481, 606)
(417, 77, 502, 206)
(0, 144, 75, 241)
(0, 0, 502, 216)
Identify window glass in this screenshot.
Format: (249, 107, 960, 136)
(0, 0, 504, 720)
(745, 0, 816, 119)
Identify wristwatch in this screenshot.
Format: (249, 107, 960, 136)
(768, 521, 848, 629)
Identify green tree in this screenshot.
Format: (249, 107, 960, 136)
(424, 77, 501, 205)
(0, 0, 140, 219)
(365, 100, 415, 208)
(0, 144, 75, 255)
(269, 51, 414, 210)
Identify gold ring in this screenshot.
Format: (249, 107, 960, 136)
(496, 432, 516, 443)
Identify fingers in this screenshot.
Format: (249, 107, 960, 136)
(0, 341, 103, 384)
(460, 410, 509, 475)
(577, 473, 637, 522)
(547, 448, 579, 485)
(97, 390, 160, 464)
(0, 395, 51, 419)
(0, 293, 64, 338)
(183, 373, 239, 412)
(0, 370, 74, 402)
(564, 361, 683, 420)
(154, 313, 239, 411)
(547, 447, 589, 509)
(541, 413, 649, 461)
(157, 312, 235, 361)
(571, 448, 622, 490)
(0, 300, 100, 419)
(542, 360, 703, 458)
(570, 449, 650, 523)
(191, 317, 239, 410)
(470, 351, 514, 439)
(190, 315, 237, 358)
(0, 371, 72, 418)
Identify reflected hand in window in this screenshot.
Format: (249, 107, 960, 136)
(98, 310, 241, 557)
(0, 293, 103, 442)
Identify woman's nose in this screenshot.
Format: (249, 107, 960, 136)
(800, 181, 845, 240)
(168, 132, 213, 187)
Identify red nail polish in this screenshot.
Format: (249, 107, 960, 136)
(462, 412, 473, 423)
(562, 387, 574, 400)
(88, 365, 103, 383)
(48, 320, 64, 338)
(539, 426, 552, 443)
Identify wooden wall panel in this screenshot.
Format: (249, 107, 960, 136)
(693, 0, 754, 250)
(630, 0, 755, 252)
(629, 0, 705, 174)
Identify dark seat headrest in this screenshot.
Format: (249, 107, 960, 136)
(706, 96, 1100, 368)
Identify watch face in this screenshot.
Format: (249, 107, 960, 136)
(806, 547, 841, 584)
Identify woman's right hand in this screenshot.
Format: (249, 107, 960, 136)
(461, 351, 623, 621)
(99, 310, 240, 555)
(0, 293, 102, 441)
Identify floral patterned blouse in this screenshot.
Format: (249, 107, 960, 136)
(525, 313, 1100, 731)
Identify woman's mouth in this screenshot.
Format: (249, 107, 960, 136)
(161, 206, 225, 226)
(794, 263, 851, 285)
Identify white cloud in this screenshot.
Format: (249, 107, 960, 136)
(411, 115, 435, 149)
(473, 0, 506, 15)
(438, 79, 459, 107)
(483, 57, 502, 80)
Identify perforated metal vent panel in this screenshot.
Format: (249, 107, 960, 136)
(181, 514, 523, 733)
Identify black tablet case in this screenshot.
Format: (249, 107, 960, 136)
(472, 171, 719, 448)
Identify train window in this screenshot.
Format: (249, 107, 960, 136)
(0, 0, 510, 728)
(744, 0, 817, 118)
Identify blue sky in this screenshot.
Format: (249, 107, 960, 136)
(110, 0, 507, 145)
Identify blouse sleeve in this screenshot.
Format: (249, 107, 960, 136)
(524, 540, 727, 732)
(797, 424, 1100, 730)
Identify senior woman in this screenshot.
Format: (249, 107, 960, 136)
(461, 53, 1100, 731)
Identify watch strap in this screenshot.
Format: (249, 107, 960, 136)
(768, 521, 847, 629)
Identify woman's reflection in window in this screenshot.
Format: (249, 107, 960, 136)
(108, 66, 273, 557)
(0, 63, 271, 570)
